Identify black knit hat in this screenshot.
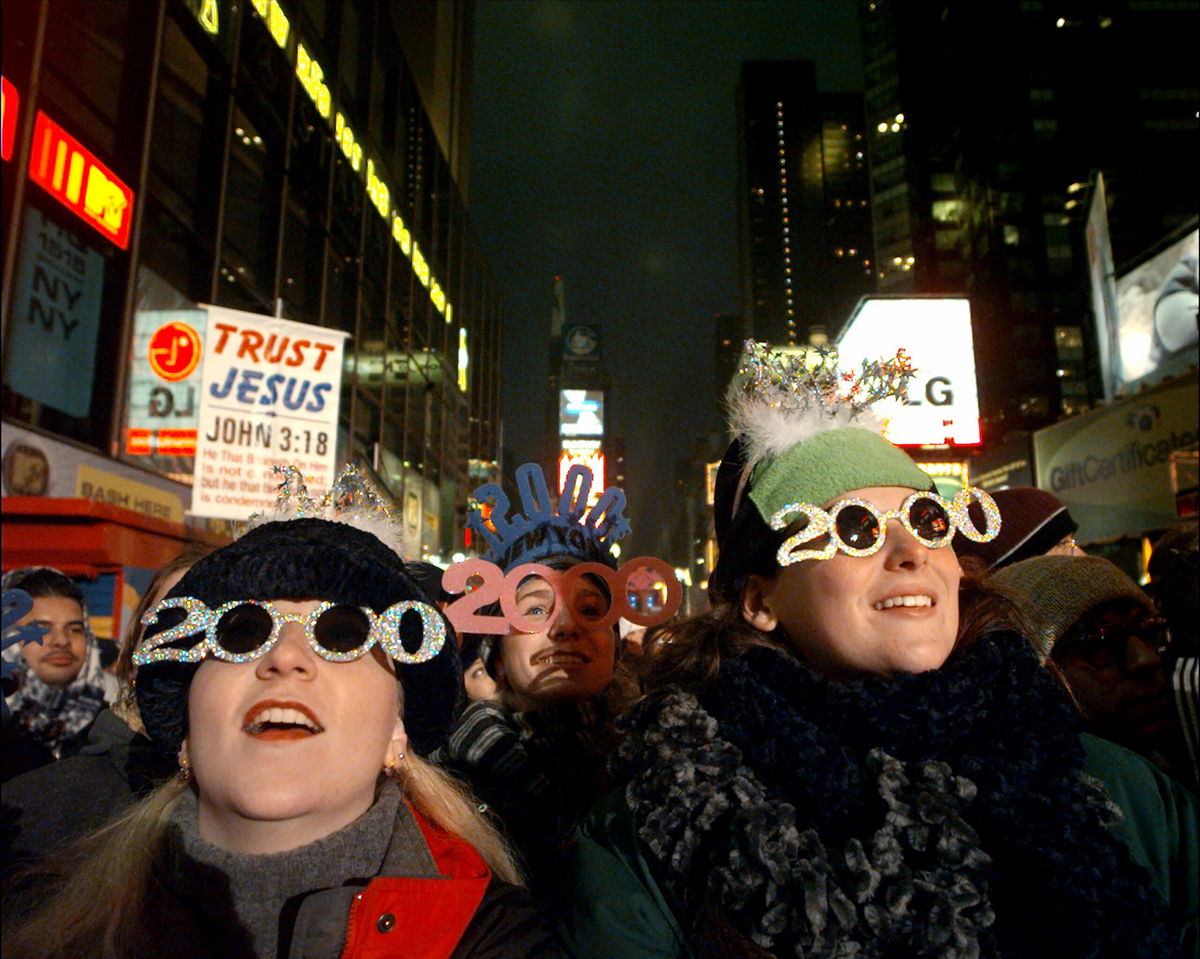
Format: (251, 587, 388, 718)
(708, 438, 787, 604)
(136, 518, 463, 760)
(953, 487, 1077, 570)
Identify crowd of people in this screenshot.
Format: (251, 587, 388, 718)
(1, 343, 1196, 958)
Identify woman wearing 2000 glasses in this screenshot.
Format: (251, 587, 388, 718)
(560, 343, 1195, 959)
(4, 466, 560, 959)
(433, 463, 676, 907)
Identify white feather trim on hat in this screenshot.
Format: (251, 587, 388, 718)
(726, 340, 910, 480)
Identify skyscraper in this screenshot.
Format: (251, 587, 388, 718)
(737, 60, 874, 347)
(858, 0, 1198, 436)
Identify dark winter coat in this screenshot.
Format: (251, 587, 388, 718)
(2, 708, 172, 878)
(560, 633, 1198, 959)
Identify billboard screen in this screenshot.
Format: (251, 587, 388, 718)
(559, 389, 604, 437)
(836, 296, 981, 447)
(559, 449, 605, 506)
(1113, 228, 1198, 395)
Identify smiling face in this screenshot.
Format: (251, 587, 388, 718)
(495, 572, 617, 711)
(18, 595, 89, 687)
(182, 599, 406, 854)
(743, 486, 963, 680)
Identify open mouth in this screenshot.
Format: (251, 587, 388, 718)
(532, 651, 589, 666)
(872, 594, 934, 611)
(243, 700, 324, 739)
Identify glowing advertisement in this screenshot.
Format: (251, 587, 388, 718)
(559, 390, 605, 438)
(192, 305, 348, 520)
(2, 75, 17, 162)
(194, 0, 453, 324)
(125, 310, 206, 459)
(1113, 228, 1198, 395)
(836, 297, 981, 447)
(28, 110, 134, 249)
(560, 449, 605, 507)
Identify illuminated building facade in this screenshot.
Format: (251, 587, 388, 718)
(737, 60, 874, 347)
(859, 0, 1198, 435)
(547, 278, 609, 506)
(2, 0, 503, 560)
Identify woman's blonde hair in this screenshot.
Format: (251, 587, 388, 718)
(111, 545, 215, 736)
(4, 757, 519, 959)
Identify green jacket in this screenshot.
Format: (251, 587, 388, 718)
(559, 733, 1198, 959)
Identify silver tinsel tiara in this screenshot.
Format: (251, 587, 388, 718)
(728, 340, 916, 480)
(241, 464, 405, 556)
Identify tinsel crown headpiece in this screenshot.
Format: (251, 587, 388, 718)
(725, 340, 929, 526)
(243, 463, 403, 555)
(729, 339, 915, 483)
(468, 462, 631, 571)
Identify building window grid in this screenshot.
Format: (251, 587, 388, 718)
(2, 0, 503, 555)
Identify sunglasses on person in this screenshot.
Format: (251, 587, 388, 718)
(1056, 616, 1172, 670)
(133, 597, 446, 666)
(770, 487, 1000, 565)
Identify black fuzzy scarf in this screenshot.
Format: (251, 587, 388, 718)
(614, 632, 1180, 958)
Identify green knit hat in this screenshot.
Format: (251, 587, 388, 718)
(708, 342, 930, 601)
(989, 555, 1153, 663)
(748, 427, 931, 523)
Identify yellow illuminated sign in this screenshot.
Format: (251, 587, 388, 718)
(250, 0, 290, 48)
(197, 0, 219, 33)
(392, 215, 412, 255)
(334, 112, 363, 172)
(430, 280, 447, 316)
(246, 0, 454, 323)
(411, 242, 430, 288)
(458, 328, 469, 393)
(295, 44, 332, 120)
(366, 159, 390, 219)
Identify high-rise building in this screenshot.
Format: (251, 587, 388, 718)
(859, 0, 1198, 437)
(2, 0, 503, 575)
(737, 60, 874, 346)
(546, 276, 609, 499)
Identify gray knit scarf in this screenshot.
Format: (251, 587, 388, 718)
(614, 632, 1180, 958)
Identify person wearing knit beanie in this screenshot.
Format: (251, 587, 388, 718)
(5, 465, 559, 959)
(991, 554, 1191, 790)
(953, 486, 1082, 571)
(559, 343, 1194, 959)
(434, 461, 661, 903)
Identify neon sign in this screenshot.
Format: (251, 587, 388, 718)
(366, 159, 389, 218)
(28, 110, 134, 249)
(296, 44, 332, 120)
(2, 75, 17, 162)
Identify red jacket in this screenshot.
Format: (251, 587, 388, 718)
(339, 807, 492, 959)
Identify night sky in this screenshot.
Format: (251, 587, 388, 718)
(470, 0, 863, 556)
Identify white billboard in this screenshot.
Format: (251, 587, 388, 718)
(836, 296, 981, 447)
(191, 305, 349, 520)
(1114, 228, 1198, 395)
(559, 389, 604, 437)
